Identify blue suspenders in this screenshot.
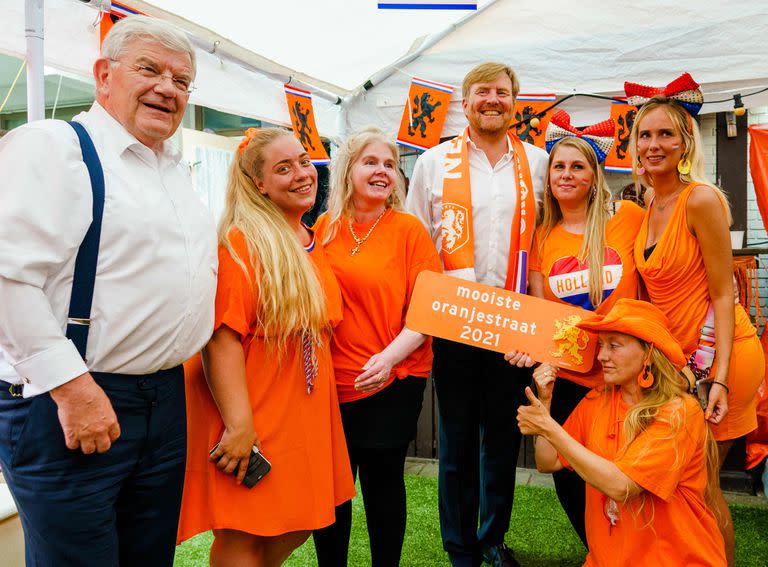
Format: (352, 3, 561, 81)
(65, 121, 105, 361)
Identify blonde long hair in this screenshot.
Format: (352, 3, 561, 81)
(218, 128, 327, 349)
(629, 95, 731, 224)
(539, 137, 612, 308)
(323, 127, 406, 245)
(621, 343, 720, 513)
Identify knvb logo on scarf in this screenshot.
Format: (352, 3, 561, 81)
(284, 85, 330, 165)
(397, 77, 455, 151)
(441, 203, 469, 254)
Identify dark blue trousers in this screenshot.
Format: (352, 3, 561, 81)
(0, 367, 186, 567)
(432, 339, 530, 567)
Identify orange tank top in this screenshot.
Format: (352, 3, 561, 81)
(634, 183, 755, 355)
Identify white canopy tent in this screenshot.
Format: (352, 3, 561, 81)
(0, 0, 349, 133)
(2, 0, 768, 139)
(0, 0, 480, 135)
(343, 0, 768, 136)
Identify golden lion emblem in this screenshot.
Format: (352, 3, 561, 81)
(551, 315, 589, 366)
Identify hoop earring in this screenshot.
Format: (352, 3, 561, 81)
(637, 346, 655, 389)
(677, 157, 692, 175)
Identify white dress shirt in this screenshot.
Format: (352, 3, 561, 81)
(406, 135, 548, 288)
(0, 103, 217, 397)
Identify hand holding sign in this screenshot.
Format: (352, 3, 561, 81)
(406, 271, 596, 372)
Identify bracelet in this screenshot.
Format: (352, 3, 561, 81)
(711, 381, 730, 394)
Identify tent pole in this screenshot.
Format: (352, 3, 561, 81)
(25, 0, 45, 123)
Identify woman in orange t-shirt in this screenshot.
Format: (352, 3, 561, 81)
(629, 89, 763, 565)
(509, 126, 644, 545)
(177, 128, 354, 566)
(312, 128, 441, 566)
(519, 299, 726, 567)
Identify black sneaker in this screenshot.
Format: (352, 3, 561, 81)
(481, 543, 520, 567)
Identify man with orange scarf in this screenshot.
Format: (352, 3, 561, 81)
(407, 62, 548, 567)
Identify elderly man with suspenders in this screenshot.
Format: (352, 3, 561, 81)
(0, 15, 216, 567)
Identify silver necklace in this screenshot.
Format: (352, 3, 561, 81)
(349, 208, 387, 256)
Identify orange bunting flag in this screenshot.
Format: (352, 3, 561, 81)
(604, 101, 639, 173)
(396, 77, 455, 151)
(100, 2, 144, 46)
(511, 94, 557, 149)
(284, 85, 330, 165)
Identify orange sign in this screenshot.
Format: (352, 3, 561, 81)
(284, 85, 330, 165)
(512, 94, 557, 150)
(604, 102, 638, 173)
(406, 271, 596, 372)
(397, 77, 454, 151)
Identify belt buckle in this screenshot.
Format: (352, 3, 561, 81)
(8, 384, 23, 398)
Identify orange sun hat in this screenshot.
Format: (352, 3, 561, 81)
(576, 299, 687, 368)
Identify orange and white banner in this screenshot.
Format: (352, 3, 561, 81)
(511, 94, 557, 150)
(604, 101, 638, 173)
(406, 271, 596, 372)
(397, 77, 454, 151)
(284, 85, 330, 165)
(99, 2, 144, 46)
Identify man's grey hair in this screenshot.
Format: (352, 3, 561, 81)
(101, 15, 196, 76)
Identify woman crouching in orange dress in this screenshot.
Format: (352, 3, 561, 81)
(177, 128, 354, 566)
(519, 299, 726, 566)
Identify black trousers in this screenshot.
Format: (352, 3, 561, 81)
(431, 339, 530, 567)
(314, 445, 411, 567)
(0, 367, 186, 567)
(548, 377, 590, 548)
(313, 376, 425, 567)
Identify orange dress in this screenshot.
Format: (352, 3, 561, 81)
(562, 391, 726, 566)
(177, 230, 355, 541)
(635, 184, 764, 441)
(314, 210, 442, 403)
(530, 201, 644, 388)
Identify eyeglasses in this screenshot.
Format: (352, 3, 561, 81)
(109, 59, 195, 95)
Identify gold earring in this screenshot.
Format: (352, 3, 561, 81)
(677, 157, 692, 175)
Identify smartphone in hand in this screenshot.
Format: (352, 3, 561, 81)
(209, 443, 272, 489)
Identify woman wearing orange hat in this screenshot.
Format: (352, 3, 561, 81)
(506, 112, 645, 545)
(626, 74, 764, 565)
(177, 128, 355, 566)
(518, 298, 726, 567)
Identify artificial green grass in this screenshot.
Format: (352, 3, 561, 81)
(174, 475, 768, 566)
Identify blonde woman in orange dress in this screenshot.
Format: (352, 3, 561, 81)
(177, 128, 354, 566)
(627, 74, 764, 566)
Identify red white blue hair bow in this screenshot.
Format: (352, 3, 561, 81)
(545, 110, 616, 163)
(624, 72, 704, 116)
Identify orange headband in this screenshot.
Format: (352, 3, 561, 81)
(238, 127, 259, 154)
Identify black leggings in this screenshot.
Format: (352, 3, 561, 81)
(549, 377, 590, 548)
(313, 444, 410, 567)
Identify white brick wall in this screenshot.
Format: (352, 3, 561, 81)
(746, 106, 768, 326)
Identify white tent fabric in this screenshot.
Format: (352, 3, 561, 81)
(0, 0, 342, 133)
(2, 0, 768, 139)
(343, 0, 768, 137)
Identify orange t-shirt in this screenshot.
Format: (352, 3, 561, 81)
(314, 210, 442, 403)
(177, 229, 354, 541)
(530, 201, 644, 387)
(562, 391, 725, 567)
